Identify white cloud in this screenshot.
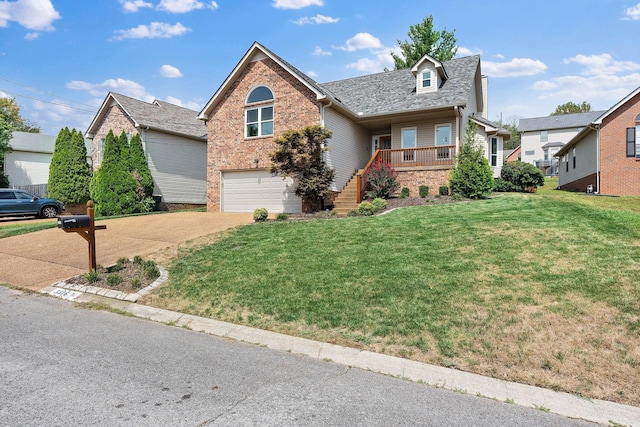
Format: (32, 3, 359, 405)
(118, 0, 153, 13)
(24, 31, 38, 40)
(157, 0, 218, 13)
(482, 58, 547, 77)
(531, 53, 640, 110)
(160, 64, 183, 78)
(307, 70, 318, 78)
(66, 78, 154, 102)
(272, 0, 322, 9)
(623, 2, 640, 20)
(333, 32, 382, 52)
(563, 53, 640, 75)
(164, 96, 201, 110)
(293, 14, 338, 25)
(313, 46, 331, 56)
(112, 22, 191, 40)
(346, 51, 394, 74)
(457, 46, 482, 56)
(0, 0, 60, 31)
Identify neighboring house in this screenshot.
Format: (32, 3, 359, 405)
(504, 145, 521, 162)
(555, 85, 640, 196)
(86, 93, 208, 206)
(198, 42, 509, 213)
(518, 111, 605, 176)
(4, 131, 91, 194)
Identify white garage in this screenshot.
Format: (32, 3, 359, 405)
(221, 170, 302, 213)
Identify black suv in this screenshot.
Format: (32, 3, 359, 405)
(0, 189, 65, 218)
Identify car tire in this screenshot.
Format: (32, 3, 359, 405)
(41, 206, 58, 218)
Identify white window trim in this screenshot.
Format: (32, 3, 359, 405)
(245, 105, 274, 138)
(435, 123, 452, 146)
(422, 71, 432, 88)
(401, 127, 417, 162)
(490, 137, 498, 167)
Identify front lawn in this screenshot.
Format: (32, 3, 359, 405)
(144, 191, 640, 406)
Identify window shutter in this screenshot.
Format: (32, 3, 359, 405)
(627, 127, 636, 158)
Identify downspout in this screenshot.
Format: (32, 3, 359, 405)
(594, 123, 601, 194)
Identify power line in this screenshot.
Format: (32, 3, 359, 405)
(0, 88, 97, 114)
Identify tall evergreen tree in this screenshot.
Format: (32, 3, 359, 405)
(48, 128, 91, 204)
(128, 133, 153, 199)
(89, 130, 138, 216)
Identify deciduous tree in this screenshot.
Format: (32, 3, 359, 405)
(550, 101, 591, 116)
(391, 15, 457, 69)
(270, 125, 335, 212)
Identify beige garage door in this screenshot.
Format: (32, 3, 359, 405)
(222, 170, 302, 213)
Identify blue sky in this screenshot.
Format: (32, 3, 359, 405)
(1, 0, 640, 135)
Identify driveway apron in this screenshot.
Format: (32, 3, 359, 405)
(0, 212, 253, 291)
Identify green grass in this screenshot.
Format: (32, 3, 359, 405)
(0, 221, 57, 238)
(150, 190, 640, 405)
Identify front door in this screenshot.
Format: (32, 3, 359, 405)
(371, 135, 391, 155)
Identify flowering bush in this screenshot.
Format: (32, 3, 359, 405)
(365, 162, 400, 199)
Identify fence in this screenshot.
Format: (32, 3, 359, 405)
(11, 184, 48, 198)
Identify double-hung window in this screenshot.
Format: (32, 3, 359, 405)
(490, 137, 498, 167)
(628, 115, 640, 158)
(422, 71, 432, 88)
(245, 86, 274, 138)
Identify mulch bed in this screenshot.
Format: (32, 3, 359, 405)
(64, 261, 160, 294)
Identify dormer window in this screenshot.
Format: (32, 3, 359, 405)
(421, 71, 432, 88)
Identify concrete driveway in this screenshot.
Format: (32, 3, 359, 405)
(0, 212, 253, 292)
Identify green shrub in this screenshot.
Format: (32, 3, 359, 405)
(107, 274, 123, 286)
(448, 121, 494, 199)
(419, 185, 429, 198)
(365, 161, 400, 199)
(500, 161, 545, 192)
(371, 198, 387, 212)
(346, 209, 359, 217)
(253, 208, 268, 222)
(275, 213, 289, 221)
(142, 259, 160, 280)
(493, 177, 518, 192)
(132, 255, 143, 265)
(357, 201, 375, 216)
(131, 278, 142, 290)
(84, 269, 101, 283)
(107, 264, 123, 273)
(439, 186, 449, 196)
(117, 257, 129, 265)
(400, 187, 410, 198)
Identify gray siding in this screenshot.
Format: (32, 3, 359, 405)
(391, 119, 457, 148)
(323, 108, 370, 192)
(558, 132, 598, 187)
(143, 130, 207, 204)
(5, 151, 52, 186)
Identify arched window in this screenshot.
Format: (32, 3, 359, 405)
(245, 86, 274, 137)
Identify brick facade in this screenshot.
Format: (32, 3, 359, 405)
(395, 167, 451, 197)
(599, 91, 640, 196)
(89, 104, 137, 169)
(206, 57, 321, 211)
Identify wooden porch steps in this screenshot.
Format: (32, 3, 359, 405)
(333, 170, 363, 216)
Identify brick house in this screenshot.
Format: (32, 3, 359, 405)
(555, 85, 640, 196)
(86, 93, 208, 207)
(198, 42, 509, 213)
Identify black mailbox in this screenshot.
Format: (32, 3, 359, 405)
(57, 215, 91, 229)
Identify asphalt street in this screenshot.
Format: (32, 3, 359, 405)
(0, 286, 597, 426)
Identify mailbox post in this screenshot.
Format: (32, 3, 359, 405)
(57, 201, 107, 272)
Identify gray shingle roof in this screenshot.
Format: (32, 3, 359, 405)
(319, 55, 480, 116)
(111, 93, 207, 140)
(517, 111, 606, 132)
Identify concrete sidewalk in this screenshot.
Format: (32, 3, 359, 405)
(40, 286, 640, 427)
